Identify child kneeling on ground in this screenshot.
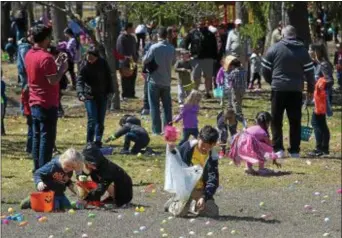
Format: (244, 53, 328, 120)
(20, 148, 84, 210)
(165, 126, 220, 217)
(105, 115, 149, 155)
(79, 143, 133, 207)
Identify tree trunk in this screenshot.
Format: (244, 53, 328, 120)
(100, 4, 120, 110)
(235, 2, 248, 24)
(264, 2, 282, 51)
(51, 1, 67, 43)
(287, 2, 311, 48)
(27, 2, 34, 30)
(1, 2, 11, 50)
(76, 2, 83, 19)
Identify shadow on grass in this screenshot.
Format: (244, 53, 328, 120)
(214, 215, 281, 224)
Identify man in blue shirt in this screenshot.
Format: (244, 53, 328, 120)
(143, 27, 176, 134)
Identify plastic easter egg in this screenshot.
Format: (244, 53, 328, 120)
(259, 202, 265, 207)
(19, 221, 28, 227)
(189, 218, 195, 223)
(314, 192, 320, 196)
(160, 228, 165, 232)
(139, 226, 146, 231)
(231, 230, 237, 235)
(48, 235, 54, 238)
(137, 153, 142, 158)
(168, 216, 173, 220)
(65, 227, 70, 232)
(135, 207, 140, 212)
(117, 215, 123, 219)
(68, 209, 75, 214)
(304, 205, 312, 210)
(324, 217, 330, 222)
(221, 226, 228, 231)
(87, 222, 92, 226)
(161, 219, 167, 224)
(133, 230, 139, 234)
(323, 233, 330, 237)
(2, 219, 9, 225)
(88, 213, 96, 218)
(207, 232, 214, 236)
(82, 234, 88, 238)
(38, 217, 47, 223)
(134, 212, 140, 216)
(7, 208, 14, 213)
(139, 207, 145, 212)
(162, 234, 168, 237)
(189, 231, 195, 235)
(205, 221, 210, 225)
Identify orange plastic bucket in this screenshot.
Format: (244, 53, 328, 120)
(30, 191, 55, 212)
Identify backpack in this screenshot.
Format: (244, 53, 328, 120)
(189, 29, 203, 57)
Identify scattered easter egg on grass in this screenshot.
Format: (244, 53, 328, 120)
(207, 232, 214, 236)
(82, 234, 88, 238)
(337, 189, 342, 194)
(139, 207, 145, 212)
(38, 216, 48, 223)
(161, 219, 167, 224)
(324, 217, 330, 222)
(134, 212, 140, 216)
(304, 205, 312, 210)
(68, 209, 75, 214)
(189, 218, 195, 223)
(323, 195, 329, 199)
(48, 235, 54, 238)
(133, 230, 139, 234)
(259, 202, 265, 207)
(221, 227, 228, 231)
(2, 219, 9, 225)
(323, 233, 330, 237)
(321, 200, 326, 203)
(87, 222, 92, 226)
(205, 221, 210, 225)
(139, 226, 146, 231)
(7, 208, 14, 213)
(137, 153, 142, 158)
(117, 215, 123, 219)
(162, 234, 168, 237)
(231, 230, 237, 235)
(160, 228, 165, 232)
(19, 221, 28, 227)
(88, 213, 96, 218)
(65, 227, 70, 232)
(168, 216, 173, 220)
(314, 192, 320, 196)
(189, 231, 195, 235)
(306, 160, 312, 165)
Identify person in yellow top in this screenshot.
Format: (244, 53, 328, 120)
(165, 125, 220, 217)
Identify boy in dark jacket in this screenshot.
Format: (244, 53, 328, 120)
(80, 143, 133, 207)
(165, 125, 220, 217)
(105, 115, 150, 155)
(4, 38, 17, 63)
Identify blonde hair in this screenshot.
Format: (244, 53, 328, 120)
(59, 148, 84, 171)
(223, 55, 237, 71)
(184, 90, 202, 105)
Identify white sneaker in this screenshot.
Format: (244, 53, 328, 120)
(289, 153, 300, 158)
(275, 150, 285, 159)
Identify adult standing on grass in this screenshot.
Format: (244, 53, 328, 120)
(25, 24, 68, 171)
(76, 46, 113, 148)
(143, 27, 176, 135)
(116, 23, 139, 99)
(185, 21, 218, 99)
(261, 25, 315, 158)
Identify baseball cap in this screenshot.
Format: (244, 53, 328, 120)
(234, 19, 242, 25)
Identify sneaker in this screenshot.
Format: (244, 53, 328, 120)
(141, 109, 150, 115)
(20, 196, 31, 209)
(275, 150, 285, 159)
(307, 150, 324, 157)
(289, 153, 300, 158)
(258, 168, 275, 176)
(119, 149, 130, 155)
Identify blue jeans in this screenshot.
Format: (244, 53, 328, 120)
(31, 106, 58, 171)
(337, 71, 342, 88)
(179, 128, 199, 146)
(54, 194, 71, 210)
(26, 115, 33, 153)
(148, 82, 172, 134)
(84, 95, 107, 143)
(311, 112, 330, 153)
(124, 132, 150, 154)
(143, 79, 150, 110)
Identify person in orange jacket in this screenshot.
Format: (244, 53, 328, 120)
(308, 77, 330, 157)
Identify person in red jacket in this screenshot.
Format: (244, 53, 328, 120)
(308, 77, 330, 157)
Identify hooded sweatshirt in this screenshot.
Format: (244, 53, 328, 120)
(81, 145, 133, 206)
(261, 38, 315, 93)
(174, 104, 199, 129)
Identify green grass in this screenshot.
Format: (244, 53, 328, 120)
(1, 60, 341, 203)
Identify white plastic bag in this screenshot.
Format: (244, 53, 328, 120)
(164, 145, 203, 201)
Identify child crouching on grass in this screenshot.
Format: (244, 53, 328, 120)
(229, 111, 282, 176)
(105, 114, 149, 155)
(164, 126, 220, 217)
(20, 148, 84, 210)
(217, 108, 238, 158)
(78, 143, 133, 207)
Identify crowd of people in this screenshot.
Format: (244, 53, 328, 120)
(0, 12, 341, 217)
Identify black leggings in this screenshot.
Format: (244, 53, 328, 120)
(251, 72, 261, 86)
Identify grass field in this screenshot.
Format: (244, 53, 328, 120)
(1, 59, 341, 237)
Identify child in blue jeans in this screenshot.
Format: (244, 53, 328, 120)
(173, 90, 202, 146)
(21, 148, 84, 210)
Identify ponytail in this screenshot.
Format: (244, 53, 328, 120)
(255, 111, 272, 133)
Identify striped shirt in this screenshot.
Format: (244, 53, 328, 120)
(225, 68, 247, 91)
